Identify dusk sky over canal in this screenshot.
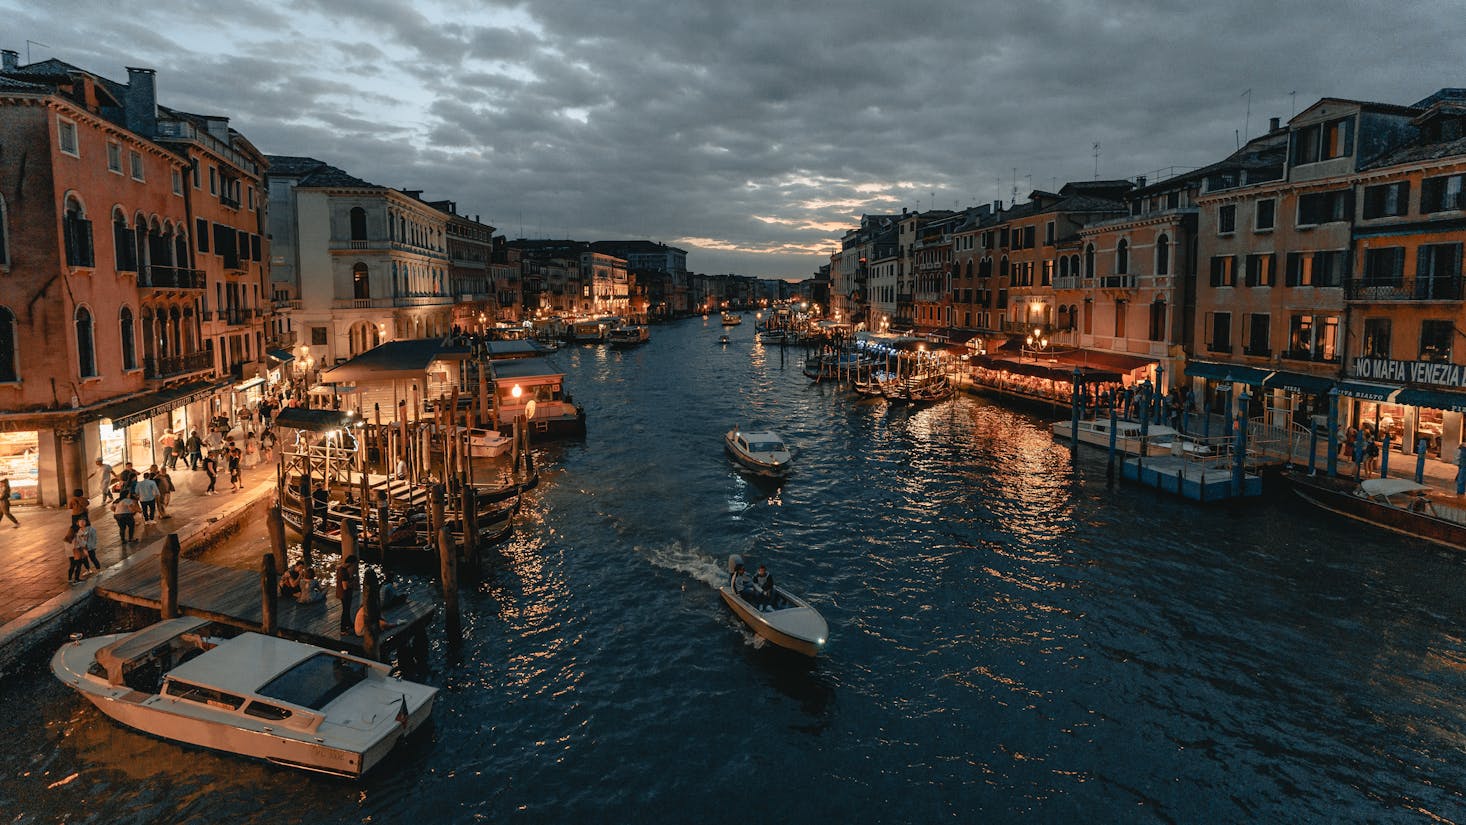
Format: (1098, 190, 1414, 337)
(6, 0, 1462, 278)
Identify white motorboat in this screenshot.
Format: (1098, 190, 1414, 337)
(51, 618, 437, 779)
(465, 427, 512, 458)
(718, 555, 827, 656)
(1051, 418, 1188, 456)
(724, 427, 792, 477)
(720, 312, 743, 326)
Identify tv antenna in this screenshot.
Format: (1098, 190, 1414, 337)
(26, 40, 48, 63)
(1092, 142, 1101, 179)
(1241, 88, 1252, 139)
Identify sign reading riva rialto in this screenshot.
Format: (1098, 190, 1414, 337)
(1352, 357, 1466, 388)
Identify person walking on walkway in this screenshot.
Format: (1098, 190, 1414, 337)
(135, 471, 160, 525)
(227, 447, 242, 492)
(185, 430, 203, 471)
(76, 516, 100, 571)
(97, 459, 115, 504)
(160, 429, 178, 471)
(156, 466, 174, 519)
(202, 452, 219, 495)
(118, 462, 138, 498)
(65, 525, 85, 583)
(0, 476, 17, 528)
(336, 556, 359, 635)
(112, 494, 140, 543)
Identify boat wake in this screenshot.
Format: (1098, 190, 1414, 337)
(636, 539, 726, 590)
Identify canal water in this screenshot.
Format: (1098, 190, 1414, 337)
(3, 317, 1465, 823)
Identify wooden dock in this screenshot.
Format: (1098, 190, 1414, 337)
(1120, 455, 1263, 501)
(94, 557, 436, 661)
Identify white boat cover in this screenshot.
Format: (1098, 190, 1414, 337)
(95, 617, 211, 685)
(1359, 478, 1430, 498)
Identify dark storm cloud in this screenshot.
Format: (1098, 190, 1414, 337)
(5, 0, 1464, 276)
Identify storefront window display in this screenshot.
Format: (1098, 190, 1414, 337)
(1356, 401, 1451, 457)
(0, 430, 40, 503)
(98, 420, 126, 467)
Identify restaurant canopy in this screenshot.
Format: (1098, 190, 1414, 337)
(318, 339, 470, 383)
(1183, 360, 1272, 386)
(273, 408, 357, 433)
(972, 355, 1121, 383)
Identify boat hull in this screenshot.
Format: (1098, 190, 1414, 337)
(723, 436, 790, 478)
(51, 637, 434, 780)
(1291, 475, 1466, 552)
(1051, 420, 1178, 456)
(718, 588, 825, 657)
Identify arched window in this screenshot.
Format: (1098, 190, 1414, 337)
(1000, 255, 1009, 278)
(1156, 234, 1171, 276)
(349, 207, 368, 241)
(1116, 239, 1129, 274)
(0, 194, 8, 266)
(1149, 299, 1167, 341)
(113, 209, 135, 272)
(174, 231, 189, 271)
(75, 306, 96, 377)
(63, 196, 94, 268)
(1084, 245, 1096, 278)
(1059, 257, 1069, 279)
(120, 307, 137, 370)
(0, 306, 16, 381)
(353, 262, 370, 299)
(1070, 255, 1080, 277)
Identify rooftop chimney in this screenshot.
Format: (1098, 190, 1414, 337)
(1269, 116, 1281, 131)
(1, 50, 18, 72)
(1135, 175, 1147, 188)
(124, 67, 157, 137)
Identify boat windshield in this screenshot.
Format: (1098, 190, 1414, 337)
(256, 652, 369, 710)
(749, 441, 785, 453)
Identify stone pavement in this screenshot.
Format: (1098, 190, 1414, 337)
(0, 458, 280, 632)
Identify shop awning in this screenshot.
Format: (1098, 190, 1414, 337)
(1395, 386, 1466, 413)
(96, 380, 221, 430)
(1262, 370, 1337, 395)
(974, 356, 1121, 383)
(233, 377, 265, 392)
(273, 408, 357, 433)
(1183, 360, 1272, 386)
(266, 348, 294, 365)
(1335, 380, 1401, 402)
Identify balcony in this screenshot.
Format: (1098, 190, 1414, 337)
(1242, 346, 1272, 358)
(145, 351, 213, 380)
(209, 308, 252, 326)
(220, 193, 241, 210)
(1346, 276, 1463, 302)
(1001, 320, 1034, 334)
(1052, 276, 1083, 290)
(1206, 341, 1233, 354)
(273, 299, 302, 311)
(268, 329, 298, 348)
(1100, 274, 1137, 289)
(137, 265, 205, 290)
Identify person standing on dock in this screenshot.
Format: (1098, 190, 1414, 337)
(202, 451, 218, 495)
(336, 556, 359, 635)
(185, 430, 203, 471)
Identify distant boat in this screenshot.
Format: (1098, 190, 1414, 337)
(724, 427, 792, 477)
(608, 325, 650, 348)
(719, 554, 827, 656)
(720, 312, 742, 326)
(465, 427, 511, 458)
(719, 334, 730, 346)
(51, 618, 437, 779)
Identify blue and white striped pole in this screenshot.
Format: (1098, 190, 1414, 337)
(1380, 433, 1391, 478)
(1154, 365, 1166, 425)
(1416, 438, 1428, 484)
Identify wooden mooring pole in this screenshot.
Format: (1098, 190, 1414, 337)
(438, 524, 460, 641)
(161, 534, 180, 619)
(341, 519, 359, 565)
(267, 503, 287, 573)
(261, 554, 278, 635)
(299, 472, 314, 565)
(362, 567, 381, 661)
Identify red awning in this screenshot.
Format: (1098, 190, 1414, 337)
(1051, 348, 1156, 374)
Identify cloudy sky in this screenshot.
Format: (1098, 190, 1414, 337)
(6, 1, 1462, 278)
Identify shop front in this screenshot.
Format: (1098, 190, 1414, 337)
(1342, 357, 1466, 461)
(95, 380, 224, 469)
(1183, 360, 1273, 418)
(0, 429, 40, 504)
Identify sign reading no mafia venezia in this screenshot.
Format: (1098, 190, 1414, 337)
(1353, 357, 1466, 389)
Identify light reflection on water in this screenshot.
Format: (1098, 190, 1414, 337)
(2, 318, 1466, 822)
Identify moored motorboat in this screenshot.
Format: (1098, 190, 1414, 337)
(608, 325, 650, 348)
(724, 427, 792, 477)
(1292, 474, 1466, 552)
(718, 555, 827, 656)
(1051, 418, 1189, 456)
(51, 618, 437, 779)
(720, 312, 742, 326)
(465, 427, 511, 458)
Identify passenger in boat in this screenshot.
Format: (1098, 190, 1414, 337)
(753, 564, 776, 611)
(730, 562, 751, 598)
(1410, 491, 1437, 516)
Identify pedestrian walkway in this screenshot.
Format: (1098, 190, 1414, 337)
(0, 458, 280, 630)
